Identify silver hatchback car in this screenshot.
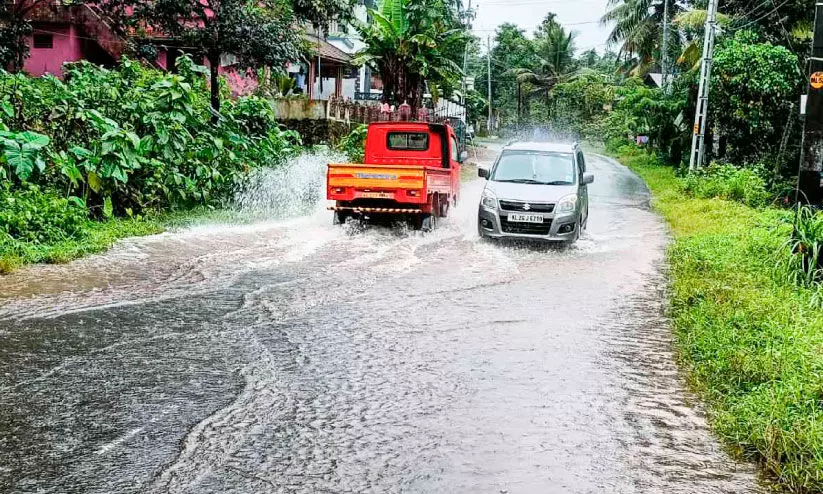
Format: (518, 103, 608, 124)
(477, 142, 594, 243)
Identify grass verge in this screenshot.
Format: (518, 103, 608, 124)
(0, 205, 240, 274)
(612, 146, 823, 491)
(0, 216, 166, 274)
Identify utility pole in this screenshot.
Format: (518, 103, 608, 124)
(797, 2, 823, 204)
(459, 0, 473, 142)
(460, 0, 473, 104)
(487, 35, 493, 134)
(661, 0, 670, 92)
(688, 0, 719, 171)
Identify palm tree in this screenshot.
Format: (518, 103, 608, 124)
(512, 21, 577, 119)
(602, 0, 682, 75)
(354, 0, 467, 110)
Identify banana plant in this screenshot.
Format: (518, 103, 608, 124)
(354, 0, 467, 110)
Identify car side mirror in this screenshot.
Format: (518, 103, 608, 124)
(459, 150, 469, 163)
(478, 167, 490, 179)
(583, 172, 595, 185)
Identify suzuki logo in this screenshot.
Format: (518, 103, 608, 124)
(523, 203, 531, 211)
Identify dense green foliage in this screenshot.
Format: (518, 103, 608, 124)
(711, 31, 802, 166)
(1, 57, 300, 212)
(0, 57, 302, 270)
(337, 124, 367, 163)
(614, 146, 823, 492)
(679, 162, 771, 208)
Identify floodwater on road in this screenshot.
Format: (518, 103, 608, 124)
(0, 151, 766, 493)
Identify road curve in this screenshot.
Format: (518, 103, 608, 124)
(0, 153, 765, 493)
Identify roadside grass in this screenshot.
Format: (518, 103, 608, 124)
(613, 146, 823, 492)
(0, 217, 165, 274)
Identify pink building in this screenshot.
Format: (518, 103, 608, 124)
(23, 3, 120, 77)
(19, 3, 351, 99)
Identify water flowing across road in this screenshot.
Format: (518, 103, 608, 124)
(0, 151, 766, 493)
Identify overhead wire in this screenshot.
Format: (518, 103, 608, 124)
(733, 0, 791, 32)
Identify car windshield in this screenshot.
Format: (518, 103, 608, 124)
(491, 151, 576, 185)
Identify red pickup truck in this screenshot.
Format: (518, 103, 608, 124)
(327, 121, 464, 231)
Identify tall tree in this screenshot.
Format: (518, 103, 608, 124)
(483, 23, 536, 126)
(602, 0, 682, 74)
(513, 14, 577, 121)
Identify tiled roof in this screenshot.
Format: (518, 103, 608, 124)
(304, 33, 353, 65)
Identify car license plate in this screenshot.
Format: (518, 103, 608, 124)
(508, 213, 544, 223)
(360, 191, 394, 199)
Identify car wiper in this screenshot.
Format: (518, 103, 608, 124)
(544, 181, 573, 185)
(496, 179, 545, 184)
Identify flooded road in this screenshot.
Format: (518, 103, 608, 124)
(0, 152, 764, 493)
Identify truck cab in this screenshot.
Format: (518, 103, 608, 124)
(327, 121, 465, 231)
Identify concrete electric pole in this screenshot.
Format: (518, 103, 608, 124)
(688, 0, 719, 171)
(487, 35, 493, 134)
(798, 2, 823, 203)
(661, 0, 670, 92)
(460, 0, 472, 104)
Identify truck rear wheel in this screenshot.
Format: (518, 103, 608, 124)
(333, 210, 349, 225)
(439, 195, 450, 218)
(421, 214, 437, 232)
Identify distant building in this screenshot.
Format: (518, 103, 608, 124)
(644, 73, 664, 88)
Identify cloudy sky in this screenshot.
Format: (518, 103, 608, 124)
(471, 0, 614, 53)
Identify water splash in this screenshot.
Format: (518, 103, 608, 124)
(233, 150, 347, 220)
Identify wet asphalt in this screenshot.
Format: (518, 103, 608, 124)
(0, 152, 766, 493)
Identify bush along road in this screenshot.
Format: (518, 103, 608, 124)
(611, 143, 823, 491)
(0, 56, 303, 273)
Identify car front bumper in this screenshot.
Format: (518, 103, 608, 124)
(478, 206, 579, 242)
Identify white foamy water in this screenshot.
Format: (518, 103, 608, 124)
(233, 150, 347, 220)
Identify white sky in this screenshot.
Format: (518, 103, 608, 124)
(471, 0, 613, 54)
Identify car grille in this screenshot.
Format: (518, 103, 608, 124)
(499, 200, 555, 213)
(500, 217, 553, 235)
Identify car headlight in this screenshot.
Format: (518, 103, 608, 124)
(481, 190, 498, 210)
(557, 194, 578, 213)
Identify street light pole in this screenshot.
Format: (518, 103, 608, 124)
(688, 0, 719, 171)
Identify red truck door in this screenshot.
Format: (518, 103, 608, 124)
(446, 127, 462, 204)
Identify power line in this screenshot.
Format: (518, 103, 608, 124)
(733, 0, 791, 32)
(734, 0, 775, 23)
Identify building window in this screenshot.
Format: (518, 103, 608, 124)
(33, 34, 53, 49)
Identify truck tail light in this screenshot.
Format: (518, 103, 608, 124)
(334, 188, 344, 194)
(408, 190, 418, 197)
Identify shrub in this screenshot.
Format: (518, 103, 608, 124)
(680, 163, 771, 208)
(0, 56, 302, 215)
(337, 124, 368, 162)
(778, 205, 823, 289)
(0, 184, 87, 243)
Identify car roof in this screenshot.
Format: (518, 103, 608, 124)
(503, 141, 578, 154)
